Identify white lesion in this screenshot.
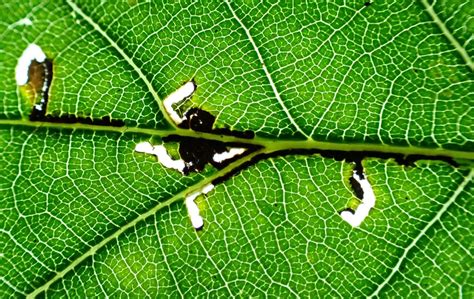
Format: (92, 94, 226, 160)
(15, 44, 46, 86)
(212, 147, 246, 163)
(340, 171, 376, 227)
(185, 184, 214, 230)
(163, 81, 196, 125)
(134, 141, 185, 173)
(10, 18, 33, 28)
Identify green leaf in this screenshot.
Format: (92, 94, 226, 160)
(1, 0, 473, 297)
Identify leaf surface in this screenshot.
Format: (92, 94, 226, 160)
(0, 0, 473, 297)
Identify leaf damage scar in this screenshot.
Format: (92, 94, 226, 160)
(340, 170, 375, 227)
(16, 44, 52, 120)
(185, 184, 214, 230)
(164, 81, 254, 139)
(135, 141, 186, 173)
(135, 81, 259, 174)
(16, 44, 124, 126)
(134, 138, 254, 175)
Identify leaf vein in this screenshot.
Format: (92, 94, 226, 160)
(368, 168, 474, 297)
(65, 0, 176, 127)
(223, 0, 309, 139)
(420, 0, 473, 71)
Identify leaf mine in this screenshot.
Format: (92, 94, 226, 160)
(185, 183, 214, 230)
(163, 80, 196, 125)
(16, 44, 52, 120)
(11, 17, 33, 27)
(15, 44, 46, 85)
(153, 83, 258, 175)
(340, 170, 376, 227)
(135, 141, 186, 173)
(212, 147, 247, 163)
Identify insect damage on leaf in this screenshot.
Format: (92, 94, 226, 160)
(148, 81, 259, 175)
(16, 44, 52, 120)
(185, 184, 214, 230)
(163, 80, 197, 125)
(135, 141, 186, 173)
(212, 147, 246, 163)
(137, 136, 255, 175)
(349, 176, 364, 200)
(165, 81, 255, 139)
(340, 170, 376, 227)
(11, 17, 33, 28)
(16, 45, 125, 126)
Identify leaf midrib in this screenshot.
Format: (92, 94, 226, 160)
(2, 119, 473, 160)
(9, 0, 473, 296)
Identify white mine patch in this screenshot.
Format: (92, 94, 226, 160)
(201, 183, 215, 194)
(340, 171, 376, 227)
(163, 81, 196, 125)
(212, 147, 246, 163)
(185, 184, 214, 230)
(12, 18, 33, 27)
(15, 44, 46, 86)
(134, 141, 185, 173)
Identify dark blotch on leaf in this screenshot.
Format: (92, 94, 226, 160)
(179, 137, 227, 174)
(29, 59, 53, 121)
(179, 107, 255, 139)
(364, 1, 371, 7)
(31, 112, 124, 127)
(179, 108, 215, 132)
(169, 107, 257, 174)
(349, 177, 364, 199)
(164, 135, 261, 175)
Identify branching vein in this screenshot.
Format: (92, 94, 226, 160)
(65, 0, 177, 127)
(368, 168, 474, 297)
(223, 0, 310, 139)
(420, 0, 473, 71)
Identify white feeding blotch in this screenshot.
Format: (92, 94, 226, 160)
(135, 141, 185, 173)
(15, 44, 46, 85)
(185, 184, 214, 230)
(11, 18, 33, 27)
(213, 147, 246, 163)
(163, 81, 196, 125)
(340, 171, 376, 227)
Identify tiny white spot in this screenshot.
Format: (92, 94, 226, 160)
(134, 141, 185, 173)
(340, 171, 376, 227)
(185, 184, 214, 230)
(212, 147, 246, 163)
(15, 44, 46, 86)
(135, 141, 154, 154)
(201, 184, 215, 194)
(163, 81, 196, 125)
(12, 18, 33, 27)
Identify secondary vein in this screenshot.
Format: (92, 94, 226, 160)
(223, 0, 310, 139)
(367, 168, 474, 298)
(25, 148, 265, 298)
(420, 0, 473, 71)
(65, 0, 177, 127)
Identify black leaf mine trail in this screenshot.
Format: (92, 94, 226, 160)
(17, 57, 471, 191)
(23, 76, 467, 187)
